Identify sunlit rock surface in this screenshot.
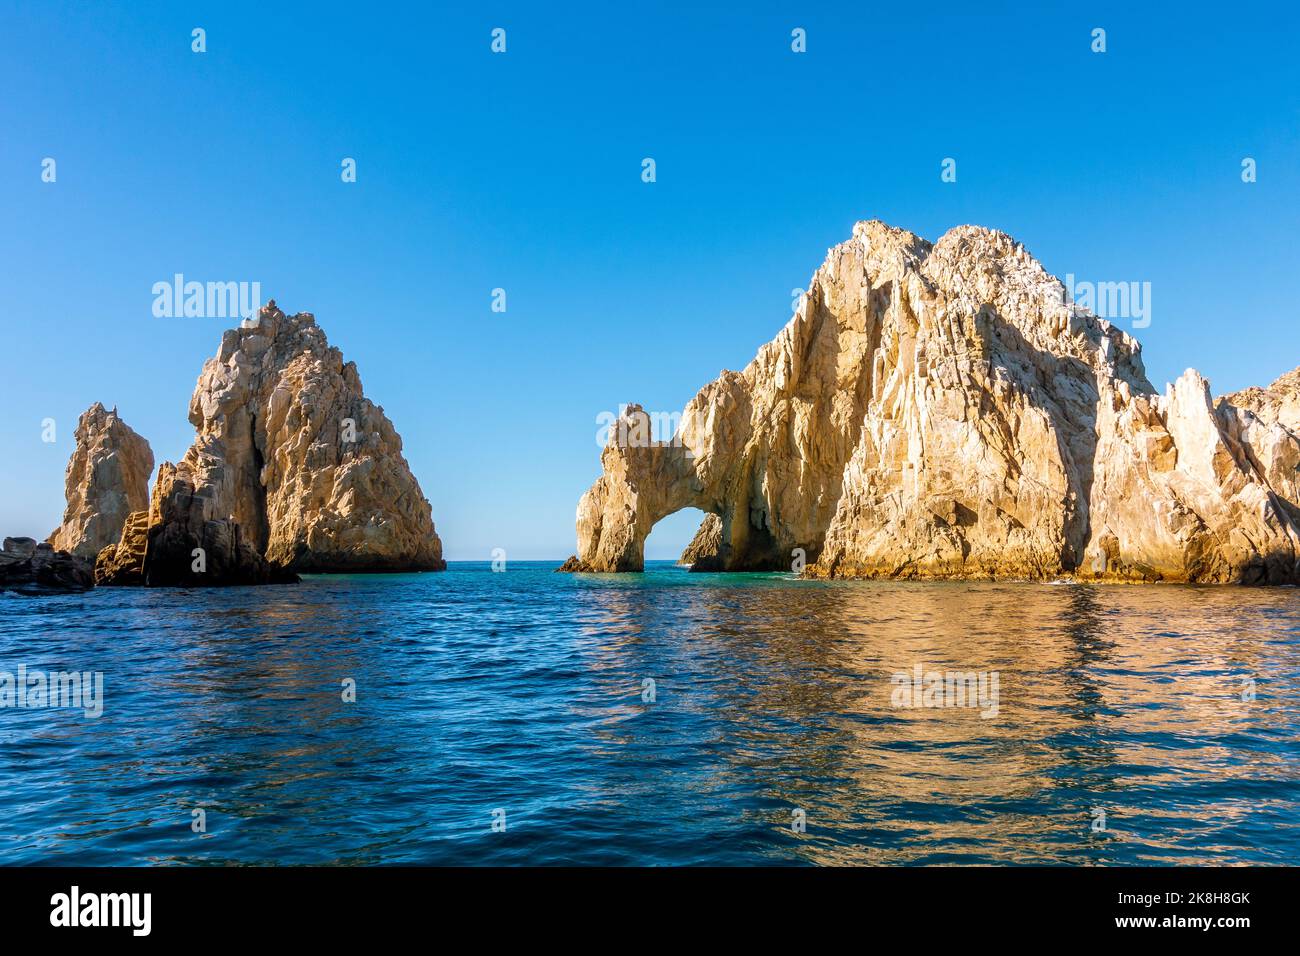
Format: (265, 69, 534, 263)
(47, 403, 153, 559)
(679, 513, 723, 570)
(141, 301, 444, 584)
(571, 221, 1300, 583)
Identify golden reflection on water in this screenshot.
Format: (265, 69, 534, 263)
(577, 578, 1300, 864)
(9, 570, 1297, 864)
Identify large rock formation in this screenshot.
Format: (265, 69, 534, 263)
(569, 220, 1300, 584)
(1, 537, 95, 594)
(47, 403, 153, 559)
(132, 301, 444, 585)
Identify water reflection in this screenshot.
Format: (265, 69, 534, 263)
(2, 566, 1297, 865)
(573, 575, 1300, 864)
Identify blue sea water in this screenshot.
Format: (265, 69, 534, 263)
(1, 561, 1298, 865)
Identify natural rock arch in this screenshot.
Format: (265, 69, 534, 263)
(569, 223, 921, 574)
(565, 220, 1300, 583)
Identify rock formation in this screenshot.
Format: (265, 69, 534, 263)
(141, 462, 293, 586)
(1219, 369, 1300, 511)
(1, 537, 95, 594)
(47, 403, 153, 559)
(679, 513, 722, 569)
(93, 510, 150, 586)
(135, 301, 444, 585)
(568, 220, 1300, 584)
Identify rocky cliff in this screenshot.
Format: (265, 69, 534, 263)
(101, 301, 444, 585)
(569, 221, 1300, 584)
(47, 403, 153, 559)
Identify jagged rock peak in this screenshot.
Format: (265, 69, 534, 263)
(139, 300, 445, 583)
(1221, 367, 1300, 426)
(569, 220, 1300, 584)
(679, 514, 722, 570)
(48, 402, 154, 559)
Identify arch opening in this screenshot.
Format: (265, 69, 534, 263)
(643, 507, 712, 566)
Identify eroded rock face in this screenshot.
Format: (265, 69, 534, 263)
(142, 462, 292, 586)
(679, 514, 723, 569)
(571, 220, 1300, 584)
(47, 403, 153, 559)
(93, 510, 150, 586)
(1218, 369, 1300, 514)
(143, 301, 445, 581)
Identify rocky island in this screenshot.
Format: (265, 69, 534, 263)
(566, 221, 1300, 584)
(4, 301, 444, 594)
(120, 301, 445, 585)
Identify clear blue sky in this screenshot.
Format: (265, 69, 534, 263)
(2, 1, 1297, 560)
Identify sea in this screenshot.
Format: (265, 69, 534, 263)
(2, 561, 1298, 865)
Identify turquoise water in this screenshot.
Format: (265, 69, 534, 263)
(2, 561, 1298, 865)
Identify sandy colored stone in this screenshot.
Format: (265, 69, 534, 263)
(555, 555, 592, 573)
(141, 462, 292, 586)
(147, 301, 445, 578)
(679, 514, 723, 569)
(1218, 368, 1300, 515)
(572, 221, 1300, 584)
(47, 402, 153, 559)
(93, 510, 151, 586)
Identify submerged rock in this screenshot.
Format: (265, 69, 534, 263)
(47, 403, 153, 559)
(571, 220, 1300, 584)
(1, 537, 95, 594)
(139, 300, 444, 584)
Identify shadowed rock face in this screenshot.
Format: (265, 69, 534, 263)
(1, 537, 94, 594)
(93, 510, 150, 586)
(679, 514, 722, 570)
(141, 462, 293, 586)
(48, 403, 153, 559)
(570, 220, 1300, 583)
(140, 301, 444, 583)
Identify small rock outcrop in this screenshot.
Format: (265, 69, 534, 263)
(679, 514, 723, 569)
(1, 537, 95, 594)
(47, 403, 153, 559)
(138, 301, 444, 584)
(93, 511, 150, 586)
(571, 220, 1300, 584)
